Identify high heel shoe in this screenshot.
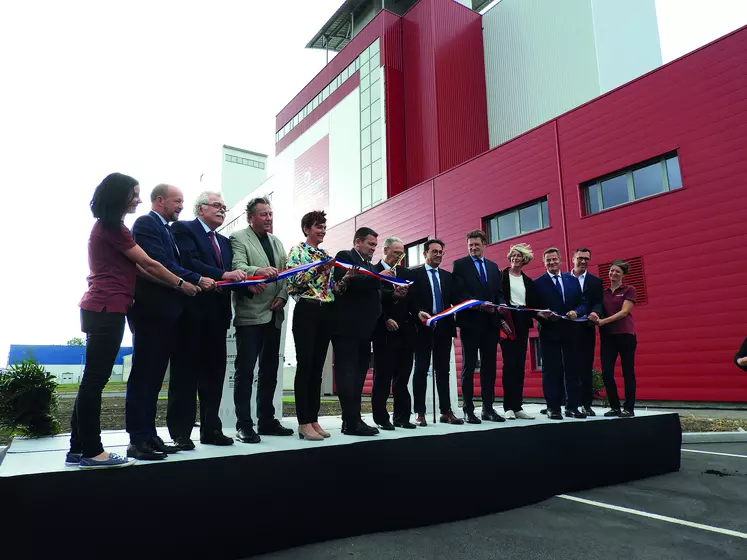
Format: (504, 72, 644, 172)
(311, 422, 331, 438)
(298, 426, 324, 441)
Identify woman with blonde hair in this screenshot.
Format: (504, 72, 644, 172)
(499, 243, 541, 419)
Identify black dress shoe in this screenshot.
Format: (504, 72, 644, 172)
(376, 419, 395, 431)
(236, 427, 261, 444)
(393, 420, 417, 429)
(547, 409, 564, 420)
(152, 436, 179, 454)
(172, 436, 196, 451)
(481, 408, 506, 422)
(258, 420, 294, 436)
(540, 408, 548, 415)
(127, 441, 167, 461)
(583, 406, 596, 417)
(604, 409, 621, 417)
(200, 431, 234, 446)
(464, 411, 482, 424)
(564, 408, 588, 419)
(342, 420, 379, 436)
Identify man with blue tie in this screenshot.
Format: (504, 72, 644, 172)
(167, 191, 248, 450)
(126, 184, 212, 460)
(452, 230, 506, 424)
(533, 247, 589, 420)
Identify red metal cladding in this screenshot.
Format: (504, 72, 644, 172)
(276, 10, 403, 132)
(327, 25, 747, 403)
(324, 217, 356, 257)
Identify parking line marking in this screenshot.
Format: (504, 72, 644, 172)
(558, 494, 747, 540)
(682, 449, 747, 459)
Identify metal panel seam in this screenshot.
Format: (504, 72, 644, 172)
(553, 119, 570, 263)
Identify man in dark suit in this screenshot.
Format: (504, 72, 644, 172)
(409, 239, 464, 426)
(533, 247, 589, 420)
(332, 226, 389, 436)
(570, 248, 604, 417)
(452, 230, 506, 424)
(167, 191, 248, 450)
(372, 236, 417, 430)
(126, 184, 212, 460)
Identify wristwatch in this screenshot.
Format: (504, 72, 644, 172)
(176, 278, 184, 290)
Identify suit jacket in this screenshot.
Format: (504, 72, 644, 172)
(171, 219, 233, 330)
(501, 268, 541, 331)
(579, 272, 604, 317)
(130, 210, 201, 321)
(373, 262, 416, 342)
(452, 255, 503, 331)
(407, 265, 461, 338)
(332, 249, 382, 339)
(533, 271, 588, 334)
(230, 226, 288, 328)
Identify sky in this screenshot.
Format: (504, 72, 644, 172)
(1, 0, 746, 366)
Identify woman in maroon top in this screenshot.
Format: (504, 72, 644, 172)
(69, 173, 198, 469)
(597, 260, 637, 417)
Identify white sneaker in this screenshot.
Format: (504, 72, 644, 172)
(503, 410, 516, 420)
(515, 410, 535, 420)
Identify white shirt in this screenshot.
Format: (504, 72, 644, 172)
(380, 261, 391, 270)
(572, 270, 586, 291)
(508, 273, 526, 306)
(547, 271, 565, 302)
(198, 218, 221, 257)
(424, 263, 443, 314)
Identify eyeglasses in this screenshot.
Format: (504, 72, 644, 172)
(202, 202, 227, 212)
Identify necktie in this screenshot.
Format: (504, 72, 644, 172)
(207, 231, 223, 268)
(553, 275, 564, 303)
(477, 259, 487, 286)
(164, 224, 180, 257)
(430, 269, 444, 313)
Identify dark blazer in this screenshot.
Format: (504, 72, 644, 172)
(131, 211, 201, 321)
(407, 265, 461, 338)
(171, 219, 233, 330)
(533, 271, 588, 332)
(374, 262, 416, 341)
(332, 249, 382, 339)
(452, 255, 503, 330)
(500, 268, 541, 309)
(735, 337, 747, 372)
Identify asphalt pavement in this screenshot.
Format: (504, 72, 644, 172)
(251, 443, 747, 560)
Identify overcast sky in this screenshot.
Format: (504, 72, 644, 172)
(1, 0, 746, 366)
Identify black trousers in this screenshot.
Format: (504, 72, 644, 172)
(233, 321, 281, 430)
(413, 327, 453, 415)
(292, 299, 333, 424)
(575, 325, 596, 409)
(460, 326, 498, 413)
(332, 334, 373, 423)
(167, 315, 227, 439)
(70, 308, 126, 457)
(500, 311, 530, 412)
(372, 331, 415, 424)
(125, 314, 178, 444)
(601, 333, 637, 411)
(539, 325, 580, 412)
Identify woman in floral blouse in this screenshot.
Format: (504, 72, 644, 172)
(287, 210, 336, 441)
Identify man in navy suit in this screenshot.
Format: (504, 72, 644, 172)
(534, 247, 589, 420)
(570, 248, 604, 416)
(452, 230, 506, 424)
(167, 191, 248, 450)
(126, 184, 212, 461)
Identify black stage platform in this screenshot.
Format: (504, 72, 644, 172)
(1, 407, 681, 559)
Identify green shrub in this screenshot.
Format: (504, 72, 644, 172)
(591, 368, 608, 406)
(0, 359, 61, 438)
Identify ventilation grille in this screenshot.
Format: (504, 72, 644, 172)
(598, 256, 647, 305)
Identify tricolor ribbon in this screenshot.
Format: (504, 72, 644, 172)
(333, 260, 414, 286)
(425, 300, 588, 327)
(216, 259, 332, 287)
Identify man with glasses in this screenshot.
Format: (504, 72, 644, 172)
(167, 191, 247, 450)
(570, 248, 603, 417)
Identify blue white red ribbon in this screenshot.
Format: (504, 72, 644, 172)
(425, 300, 588, 326)
(333, 260, 414, 286)
(216, 259, 332, 287)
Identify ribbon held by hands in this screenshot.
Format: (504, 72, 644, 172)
(333, 260, 414, 286)
(424, 300, 587, 329)
(216, 259, 332, 287)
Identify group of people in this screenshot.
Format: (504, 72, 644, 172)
(68, 172, 638, 469)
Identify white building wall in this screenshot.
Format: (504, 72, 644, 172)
(482, 0, 661, 148)
(221, 146, 268, 210)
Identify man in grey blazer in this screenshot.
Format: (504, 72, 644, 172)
(230, 196, 293, 443)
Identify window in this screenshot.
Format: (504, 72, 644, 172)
(485, 197, 549, 243)
(225, 154, 265, 170)
(405, 240, 427, 268)
(597, 256, 648, 305)
(583, 153, 682, 215)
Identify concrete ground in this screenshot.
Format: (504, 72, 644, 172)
(252, 443, 747, 560)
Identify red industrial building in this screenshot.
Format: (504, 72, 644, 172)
(271, 0, 747, 403)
